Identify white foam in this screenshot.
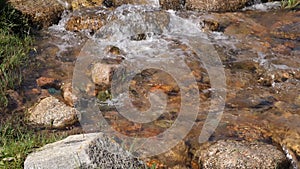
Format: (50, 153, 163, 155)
(243, 2, 281, 11)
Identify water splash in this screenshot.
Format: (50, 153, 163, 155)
(243, 2, 281, 11)
(73, 5, 226, 157)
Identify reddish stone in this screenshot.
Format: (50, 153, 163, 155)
(36, 77, 60, 89)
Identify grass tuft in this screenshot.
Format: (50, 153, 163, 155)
(0, 1, 32, 110)
(0, 2, 60, 169)
(281, 0, 300, 9)
(0, 115, 66, 169)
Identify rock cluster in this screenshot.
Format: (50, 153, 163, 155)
(9, 0, 258, 29)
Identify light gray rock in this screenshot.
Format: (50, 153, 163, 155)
(27, 96, 78, 128)
(91, 62, 118, 87)
(197, 140, 290, 169)
(24, 133, 146, 169)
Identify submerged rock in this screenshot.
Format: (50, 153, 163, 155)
(27, 96, 78, 128)
(36, 77, 61, 89)
(24, 133, 146, 169)
(197, 140, 290, 169)
(91, 62, 119, 88)
(150, 141, 190, 168)
(271, 20, 300, 40)
(61, 82, 77, 107)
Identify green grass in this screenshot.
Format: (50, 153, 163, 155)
(0, 0, 31, 36)
(0, 116, 66, 169)
(0, 0, 32, 110)
(0, 30, 32, 109)
(281, 0, 300, 9)
(0, 1, 62, 169)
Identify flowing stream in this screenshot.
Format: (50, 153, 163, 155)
(21, 1, 300, 167)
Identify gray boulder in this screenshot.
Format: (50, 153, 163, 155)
(197, 140, 290, 169)
(24, 133, 146, 169)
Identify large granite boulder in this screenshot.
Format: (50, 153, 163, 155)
(24, 133, 146, 169)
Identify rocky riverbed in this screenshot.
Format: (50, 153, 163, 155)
(4, 0, 300, 168)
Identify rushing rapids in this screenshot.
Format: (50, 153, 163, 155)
(17, 1, 300, 168)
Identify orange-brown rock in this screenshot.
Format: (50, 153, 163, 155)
(271, 20, 300, 40)
(160, 0, 252, 11)
(71, 0, 104, 10)
(36, 77, 60, 89)
(65, 8, 109, 32)
(71, 0, 154, 10)
(8, 0, 66, 28)
(61, 82, 77, 107)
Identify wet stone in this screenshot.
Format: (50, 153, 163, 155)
(149, 141, 190, 168)
(65, 8, 109, 32)
(61, 82, 77, 107)
(186, 0, 252, 12)
(36, 77, 61, 89)
(107, 46, 122, 56)
(71, 0, 154, 10)
(9, 0, 66, 28)
(159, 0, 185, 10)
(103, 0, 114, 7)
(201, 20, 221, 32)
(91, 62, 119, 88)
(197, 140, 290, 169)
(271, 21, 300, 40)
(272, 44, 292, 55)
(109, 0, 152, 7)
(159, 0, 253, 11)
(258, 69, 300, 86)
(27, 96, 78, 128)
(71, 0, 104, 10)
(263, 112, 300, 159)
